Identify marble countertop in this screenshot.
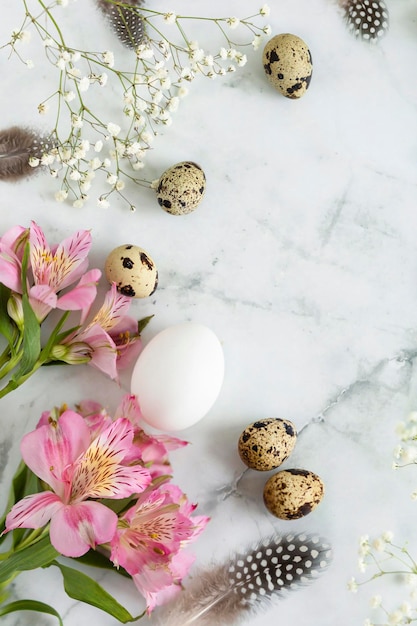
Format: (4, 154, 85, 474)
(1, 0, 417, 624)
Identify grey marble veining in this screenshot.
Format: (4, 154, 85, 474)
(0, 0, 417, 624)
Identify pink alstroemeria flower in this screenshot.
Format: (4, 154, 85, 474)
(114, 395, 188, 477)
(56, 283, 142, 380)
(110, 482, 210, 612)
(5, 411, 152, 557)
(0, 222, 100, 322)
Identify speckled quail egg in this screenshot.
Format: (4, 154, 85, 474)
(263, 33, 313, 99)
(105, 244, 158, 298)
(156, 161, 206, 215)
(238, 418, 297, 471)
(263, 469, 324, 520)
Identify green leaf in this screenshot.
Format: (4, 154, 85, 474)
(52, 561, 145, 623)
(74, 550, 130, 578)
(0, 284, 16, 347)
(137, 315, 153, 335)
(14, 292, 41, 377)
(0, 536, 59, 584)
(0, 599, 63, 625)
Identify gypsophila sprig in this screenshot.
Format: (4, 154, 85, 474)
(350, 532, 417, 625)
(394, 411, 417, 500)
(2, 1, 271, 210)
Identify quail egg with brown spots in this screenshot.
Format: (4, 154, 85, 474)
(263, 469, 324, 520)
(105, 244, 158, 298)
(263, 33, 313, 99)
(156, 161, 206, 215)
(238, 418, 297, 471)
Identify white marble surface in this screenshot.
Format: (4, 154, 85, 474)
(1, 0, 417, 624)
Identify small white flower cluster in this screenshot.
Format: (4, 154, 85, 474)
(349, 532, 417, 625)
(5, 2, 271, 210)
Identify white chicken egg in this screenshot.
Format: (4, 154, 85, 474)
(130, 322, 224, 431)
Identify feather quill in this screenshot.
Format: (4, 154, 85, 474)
(153, 533, 332, 625)
(0, 126, 52, 181)
(96, 0, 145, 49)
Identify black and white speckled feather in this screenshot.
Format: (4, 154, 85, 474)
(340, 0, 389, 41)
(154, 533, 332, 625)
(0, 127, 53, 181)
(97, 0, 145, 49)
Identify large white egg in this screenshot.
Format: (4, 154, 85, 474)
(130, 322, 224, 431)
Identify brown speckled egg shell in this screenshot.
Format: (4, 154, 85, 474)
(238, 418, 297, 471)
(263, 469, 324, 520)
(263, 33, 313, 99)
(105, 244, 158, 298)
(156, 161, 206, 215)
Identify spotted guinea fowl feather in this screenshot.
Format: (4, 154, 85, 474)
(0, 127, 52, 181)
(339, 0, 389, 41)
(96, 0, 145, 49)
(153, 533, 332, 626)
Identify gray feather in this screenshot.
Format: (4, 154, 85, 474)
(153, 533, 332, 625)
(0, 126, 52, 182)
(96, 0, 145, 49)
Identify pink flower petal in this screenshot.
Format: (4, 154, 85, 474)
(49, 501, 117, 557)
(54, 229, 92, 290)
(70, 418, 151, 501)
(0, 245, 22, 292)
(21, 410, 91, 495)
(74, 323, 118, 379)
(5, 492, 62, 531)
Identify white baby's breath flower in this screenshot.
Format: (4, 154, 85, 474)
(50, 169, 58, 178)
(106, 173, 118, 185)
(42, 37, 54, 47)
(132, 161, 145, 170)
(28, 157, 40, 167)
(226, 17, 240, 29)
(260, 4, 270, 16)
(26, 59, 34, 69)
(252, 34, 262, 50)
(263, 25, 272, 35)
(73, 198, 84, 208)
(370, 594, 382, 608)
(37, 102, 49, 114)
(80, 180, 91, 193)
(102, 50, 115, 67)
(388, 611, 403, 625)
(136, 45, 154, 60)
(64, 90, 75, 102)
(107, 122, 121, 137)
(41, 153, 55, 166)
(57, 0, 69, 6)
(163, 12, 176, 24)
(67, 66, 81, 79)
(347, 577, 358, 593)
(236, 53, 247, 67)
(98, 73, 108, 86)
(89, 157, 102, 170)
(71, 114, 83, 128)
(166, 96, 179, 112)
(55, 189, 68, 202)
(97, 196, 110, 208)
(178, 86, 189, 98)
(227, 65, 236, 73)
(69, 170, 81, 181)
(71, 50, 81, 62)
(94, 140, 103, 153)
(115, 180, 125, 191)
(79, 76, 90, 92)
(382, 531, 393, 542)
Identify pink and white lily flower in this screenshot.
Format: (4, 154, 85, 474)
(56, 283, 142, 380)
(5, 411, 152, 557)
(0, 222, 100, 322)
(110, 482, 210, 612)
